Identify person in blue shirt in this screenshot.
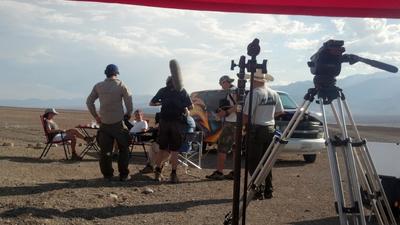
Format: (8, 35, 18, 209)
(179, 114, 197, 153)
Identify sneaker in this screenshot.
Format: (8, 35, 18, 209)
(224, 171, 234, 180)
(119, 175, 129, 182)
(140, 164, 154, 174)
(170, 172, 179, 184)
(154, 170, 163, 182)
(71, 153, 82, 161)
(206, 171, 224, 180)
(103, 175, 114, 182)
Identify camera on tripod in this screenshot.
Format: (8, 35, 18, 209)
(307, 39, 398, 89)
(308, 40, 345, 77)
(307, 40, 346, 88)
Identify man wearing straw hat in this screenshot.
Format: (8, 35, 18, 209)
(243, 68, 284, 199)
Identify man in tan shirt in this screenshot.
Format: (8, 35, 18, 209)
(86, 64, 133, 181)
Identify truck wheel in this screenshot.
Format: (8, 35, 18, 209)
(303, 154, 317, 163)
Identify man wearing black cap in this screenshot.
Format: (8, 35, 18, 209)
(86, 64, 133, 181)
(206, 75, 237, 180)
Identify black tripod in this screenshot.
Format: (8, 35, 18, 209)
(224, 39, 399, 225)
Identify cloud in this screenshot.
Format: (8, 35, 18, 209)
(197, 17, 243, 43)
(242, 15, 321, 35)
(42, 13, 83, 24)
(285, 39, 320, 50)
(0, 0, 83, 25)
(376, 23, 400, 45)
(1, 1, 399, 100)
(22, 47, 53, 64)
(30, 27, 172, 57)
(157, 28, 187, 37)
(332, 19, 345, 34)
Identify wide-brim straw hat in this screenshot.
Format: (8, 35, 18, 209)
(44, 108, 59, 115)
(245, 68, 274, 82)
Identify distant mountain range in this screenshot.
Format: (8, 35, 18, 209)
(272, 72, 400, 116)
(271, 72, 400, 127)
(0, 95, 159, 114)
(1, 72, 399, 126)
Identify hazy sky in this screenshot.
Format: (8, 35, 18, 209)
(0, 0, 399, 100)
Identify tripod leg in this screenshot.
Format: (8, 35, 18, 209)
(332, 101, 359, 223)
(319, 100, 349, 225)
(336, 98, 367, 225)
(342, 99, 398, 225)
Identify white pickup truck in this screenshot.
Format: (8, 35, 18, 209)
(190, 89, 325, 163)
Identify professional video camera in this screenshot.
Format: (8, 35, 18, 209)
(308, 39, 398, 89)
(216, 98, 232, 113)
(307, 40, 344, 88)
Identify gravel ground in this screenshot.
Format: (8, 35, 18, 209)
(0, 106, 399, 225)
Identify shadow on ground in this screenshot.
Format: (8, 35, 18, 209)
(0, 155, 99, 164)
(0, 198, 231, 219)
(0, 176, 214, 197)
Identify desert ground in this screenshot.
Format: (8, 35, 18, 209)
(0, 106, 399, 225)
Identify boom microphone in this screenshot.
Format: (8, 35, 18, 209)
(169, 59, 184, 91)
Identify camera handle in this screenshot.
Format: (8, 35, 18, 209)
(342, 54, 398, 73)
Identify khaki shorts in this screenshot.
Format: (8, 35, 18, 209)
(217, 121, 236, 153)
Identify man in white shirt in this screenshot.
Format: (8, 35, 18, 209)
(129, 109, 148, 134)
(243, 68, 284, 199)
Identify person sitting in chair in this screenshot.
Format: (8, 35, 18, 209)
(43, 108, 91, 160)
(123, 109, 159, 173)
(127, 109, 149, 135)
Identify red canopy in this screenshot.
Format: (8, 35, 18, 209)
(79, 0, 400, 18)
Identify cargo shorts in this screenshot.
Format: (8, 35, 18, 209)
(217, 121, 236, 153)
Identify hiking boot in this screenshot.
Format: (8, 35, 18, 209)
(170, 172, 179, 184)
(264, 191, 273, 199)
(206, 171, 224, 180)
(224, 170, 234, 180)
(140, 164, 154, 174)
(253, 191, 265, 200)
(264, 188, 273, 199)
(71, 153, 82, 161)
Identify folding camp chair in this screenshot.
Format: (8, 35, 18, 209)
(39, 115, 71, 160)
(179, 131, 203, 169)
(129, 127, 158, 159)
(129, 132, 149, 159)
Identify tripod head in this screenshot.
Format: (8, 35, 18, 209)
(308, 39, 398, 89)
(231, 38, 268, 76)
